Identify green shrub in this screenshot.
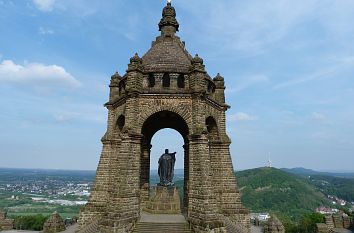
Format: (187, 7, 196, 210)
(14, 214, 49, 231)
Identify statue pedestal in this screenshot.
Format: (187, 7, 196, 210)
(144, 186, 181, 214)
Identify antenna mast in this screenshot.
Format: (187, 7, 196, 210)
(268, 152, 272, 168)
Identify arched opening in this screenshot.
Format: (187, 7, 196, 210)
(141, 110, 189, 211)
(119, 80, 126, 95)
(207, 81, 215, 93)
(116, 115, 125, 131)
(206, 116, 219, 141)
(177, 74, 185, 88)
(150, 129, 184, 201)
(148, 73, 155, 87)
(162, 73, 170, 88)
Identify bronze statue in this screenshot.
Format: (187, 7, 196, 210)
(158, 149, 176, 186)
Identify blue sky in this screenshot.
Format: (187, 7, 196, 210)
(0, 0, 353, 171)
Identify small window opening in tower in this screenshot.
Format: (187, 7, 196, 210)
(177, 74, 185, 88)
(207, 81, 213, 93)
(148, 73, 155, 88)
(162, 73, 170, 88)
(119, 81, 125, 95)
(117, 115, 125, 131)
(206, 116, 219, 141)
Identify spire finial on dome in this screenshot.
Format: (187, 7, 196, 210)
(159, 1, 179, 37)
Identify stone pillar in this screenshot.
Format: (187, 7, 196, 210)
(183, 143, 189, 209)
(188, 133, 224, 233)
(79, 138, 117, 229)
(140, 139, 151, 207)
(209, 141, 250, 230)
(99, 133, 142, 233)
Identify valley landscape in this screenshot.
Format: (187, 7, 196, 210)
(1, 167, 353, 232)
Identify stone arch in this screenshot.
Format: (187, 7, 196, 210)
(142, 110, 189, 143)
(138, 103, 192, 133)
(140, 109, 190, 210)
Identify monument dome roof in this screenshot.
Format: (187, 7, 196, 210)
(142, 38, 192, 73)
(141, 2, 193, 73)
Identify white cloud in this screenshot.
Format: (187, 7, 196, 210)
(180, 0, 319, 54)
(39, 27, 54, 35)
(226, 74, 269, 94)
(311, 112, 326, 121)
(33, 0, 56, 12)
(0, 59, 81, 89)
(273, 65, 339, 90)
(228, 112, 257, 122)
(179, 0, 354, 57)
(54, 112, 79, 123)
(53, 104, 106, 125)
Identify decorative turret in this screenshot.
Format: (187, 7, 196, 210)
(159, 2, 179, 37)
(126, 53, 143, 93)
(189, 54, 207, 94)
(127, 53, 143, 72)
(109, 72, 121, 102)
(214, 73, 226, 104)
(191, 54, 206, 73)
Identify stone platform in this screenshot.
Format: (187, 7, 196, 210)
(145, 186, 181, 214)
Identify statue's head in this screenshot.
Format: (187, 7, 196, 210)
(165, 149, 169, 154)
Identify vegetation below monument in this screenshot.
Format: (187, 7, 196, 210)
(13, 214, 48, 231)
(236, 167, 354, 232)
(236, 167, 330, 220)
(282, 167, 354, 202)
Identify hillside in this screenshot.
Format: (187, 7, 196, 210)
(281, 168, 354, 203)
(308, 175, 354, 202)
(236, 167, 330, 220)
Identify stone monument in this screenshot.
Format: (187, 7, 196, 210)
(145, 149, 181, 214)
(43, 211, 66, 233)
(0, 209, 14, 231)
(158, 149, 176, 186)
(263, 215, 285, 233)
(78, 1, 250, 232)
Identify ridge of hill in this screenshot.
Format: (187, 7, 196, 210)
(281, 167, 354, 179)
(235, 167, 330, 220)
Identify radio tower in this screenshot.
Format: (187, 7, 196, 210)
(268, 152, 272, 168)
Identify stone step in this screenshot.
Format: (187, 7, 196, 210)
(133, 222, 192, 233)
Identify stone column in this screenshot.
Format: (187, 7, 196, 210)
(209, 141, 250, 231)
(78, 138, 117, 229)
(188, 133, 224, 233)
(140, 139, 151, 208)
(99, 133, 142, 233)
(183, 143, 189, 209)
